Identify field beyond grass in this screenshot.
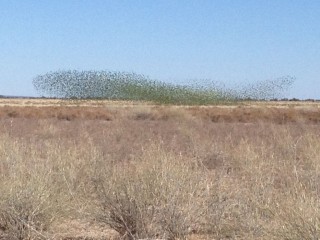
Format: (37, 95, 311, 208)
(0, 98, 320, 239)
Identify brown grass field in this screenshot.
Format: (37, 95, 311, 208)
(0, 98, 320, 239)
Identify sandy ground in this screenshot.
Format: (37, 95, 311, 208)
(0, 97, 319, 108)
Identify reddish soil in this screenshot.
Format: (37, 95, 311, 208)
(0, 98, 319, 124)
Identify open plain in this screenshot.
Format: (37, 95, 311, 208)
(1, 98, 320, 239)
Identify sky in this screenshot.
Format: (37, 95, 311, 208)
(1, 0, 319, 99)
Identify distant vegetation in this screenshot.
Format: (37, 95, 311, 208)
(33, 70, 294, 104)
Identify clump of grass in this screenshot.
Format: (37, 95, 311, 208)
(0, 134, 64, 239)
(0, 179, 57, 239)
(0, 133, 100, 239)
(91, 144, 234, 240)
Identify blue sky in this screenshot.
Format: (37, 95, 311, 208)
(1, 0, 319, 98)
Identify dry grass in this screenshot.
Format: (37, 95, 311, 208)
(0, 99, 320, 239)
(0, 98, 319, 123)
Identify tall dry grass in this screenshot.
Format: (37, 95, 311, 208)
(0, 108, 320, 239)
(0, 132, 100, 239)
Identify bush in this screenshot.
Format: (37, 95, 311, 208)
(0, 138, 62, 239)
(0, 133, 90, 239)
(92, 145, 232, 239)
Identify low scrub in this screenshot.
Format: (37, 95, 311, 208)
(92, 146, 201, 239)
(0, 134, 98, 239)
(91, 145, 237, 239)
(0, 135, 63, 239)
(0, 115, 320, 239)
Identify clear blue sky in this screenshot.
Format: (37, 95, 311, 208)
(1, 0, 319, 98)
